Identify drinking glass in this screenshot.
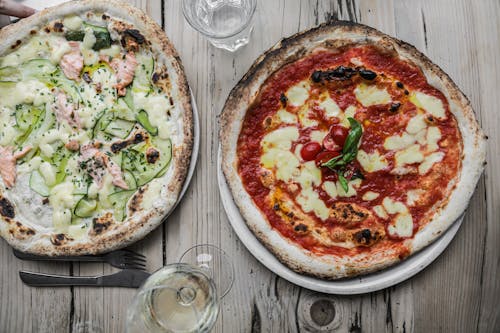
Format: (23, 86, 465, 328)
(182, 0, 257, 51)
(126, 244, 233, 333)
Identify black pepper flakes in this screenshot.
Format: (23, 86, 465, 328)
(389, 102, 401, 112)
(279, 93, 288, 107)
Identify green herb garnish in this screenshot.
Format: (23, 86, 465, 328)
(321, 117, 363, 192)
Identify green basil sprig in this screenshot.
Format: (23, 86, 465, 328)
(321, 117, 363, 192)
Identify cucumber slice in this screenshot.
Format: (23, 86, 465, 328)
(74, 197, 97, 218)
(29, 170, 49, 197)
(136, 110, 158, 136)
(123, 170, 137, 190)
(135, 138, 172, 186)
(21, 59, 57, 79)
(104, 118, 135, 139)
(15, 106, 44, 145)
(0, 66, 21, 81)
(132, 54, 154, 92)
(109, 190, 135, 222)
(123, 87, 134, 110)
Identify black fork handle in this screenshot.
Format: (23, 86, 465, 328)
(13, 249, 104, 262)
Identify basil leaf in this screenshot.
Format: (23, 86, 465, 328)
(321, 155, 343, 169)
(342, 117, 363, 155)
(338, 172, 349, 192)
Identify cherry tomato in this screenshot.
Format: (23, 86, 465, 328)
(322, 134, 341, 151)
(315, 150, 340, 166)
(329, 125, 349, 146)
(300, 142, 322, 161)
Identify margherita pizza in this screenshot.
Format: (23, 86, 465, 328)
(0, 1, 192, 255)
(220, 22, 486, 279)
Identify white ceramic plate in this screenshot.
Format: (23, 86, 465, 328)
(217, 147, 463, 294)
(167, 90, 199, 216)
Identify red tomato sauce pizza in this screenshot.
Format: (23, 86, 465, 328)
(221, 22, 486, 279)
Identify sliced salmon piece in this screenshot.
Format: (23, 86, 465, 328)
(0, 146, 32, 188)
(54, 92, 82, 129)
(79, 143, 128, 190)
(60, 41, 83, 81)
(103, 157, 128, 190)
(65, 140, 80, 151)
(111, 52, 137, 96)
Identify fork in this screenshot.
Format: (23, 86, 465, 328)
(13, 249, 146, 270)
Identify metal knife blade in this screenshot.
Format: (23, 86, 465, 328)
(19, 269, 150, 288)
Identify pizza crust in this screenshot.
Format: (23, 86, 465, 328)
(220, 22, 486, 279)
(0, 0, 193, 255)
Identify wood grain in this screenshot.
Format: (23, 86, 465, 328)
(0, 0, 498, 332)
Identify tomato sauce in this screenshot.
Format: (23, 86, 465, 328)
(237, 45, 462, 257)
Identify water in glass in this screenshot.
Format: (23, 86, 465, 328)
(183, 0, 256, 51)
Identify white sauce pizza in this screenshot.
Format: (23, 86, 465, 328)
(0, 0, 192, 255)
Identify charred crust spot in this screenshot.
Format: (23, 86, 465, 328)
(124, 29, 145, 44)
(330, 202, 369, 225)
(53, 22, 64, 32)
(92, 213, 114, 235)
(263, 116, 272, 128)
(169, 97, 174, 106)
(102, 14, 110, 20)
(129, 188, 145, 213)
(44, 27, 50, 33)
(10, 40, 22, 49)
(42, 198, 49, 205)
(404, 89, 409, 95)
(82, 72, 92, 84)
(389, 102, 401, 112)
(111, 132, 146, 153)
(146, 147, 160, 164)
(0, 197, 15, 218)
(152, 72, 160, 83)
(51, 233, 71, 246)
(30, 30, 37, 35)
(396, 81, 404, 89)
(279, 93, 288, 107)
(352, 228, 384, 246)
(273, 203, 280, 211)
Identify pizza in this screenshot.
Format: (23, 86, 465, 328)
(220, 22, 486, 279)
(0, 0, 193, 255)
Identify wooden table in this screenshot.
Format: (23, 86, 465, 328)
(1, 0, 498, 332)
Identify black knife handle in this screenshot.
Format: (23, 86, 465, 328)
(19, 271, 98, 287)
(13, 249, 104, 262)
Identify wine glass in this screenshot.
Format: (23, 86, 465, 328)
(126, 244, 233, 333)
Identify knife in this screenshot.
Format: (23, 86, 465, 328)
(19, 269, 150, 288)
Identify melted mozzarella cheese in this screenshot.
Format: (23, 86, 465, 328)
(295, 161, 322, 188)
(373, 205, 388, 219)
(426, 126, 442, 152)
(395, 144, 424, 167)
(354, 83, 391, 107)
(406, 113, 427, 134)
(63, 16, 83, 30)
(322, 181, 337, 198)
(362, 191, 380, 201)
(1, 80, 51, 108)
(39, 162, 56, 186)
(341, 105, 357, 127)
(276, 109, 297, 124)
(336, 178, 361, 197)
(382, 197, 408, 214)
(384, 132, 416, 151)
(261, 126, 299, 152)
(406, 189, 425, 206)
(310, 130, 327, 143)
(296, 187, 330, 220)
(82, 27, 97, 50)
(319, 93, 341, 117)
(357, 149, 388, 172)
(286, 81, 310, 107)
(388, 213, 413, 237)
(410, 91, 446, 119)
(298, 106, 318, 127)
(418, 151, 445, 175)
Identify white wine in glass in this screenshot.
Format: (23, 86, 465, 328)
(126, 245, 233, 333)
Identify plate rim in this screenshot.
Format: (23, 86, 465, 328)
(217, 146, 463, 294)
